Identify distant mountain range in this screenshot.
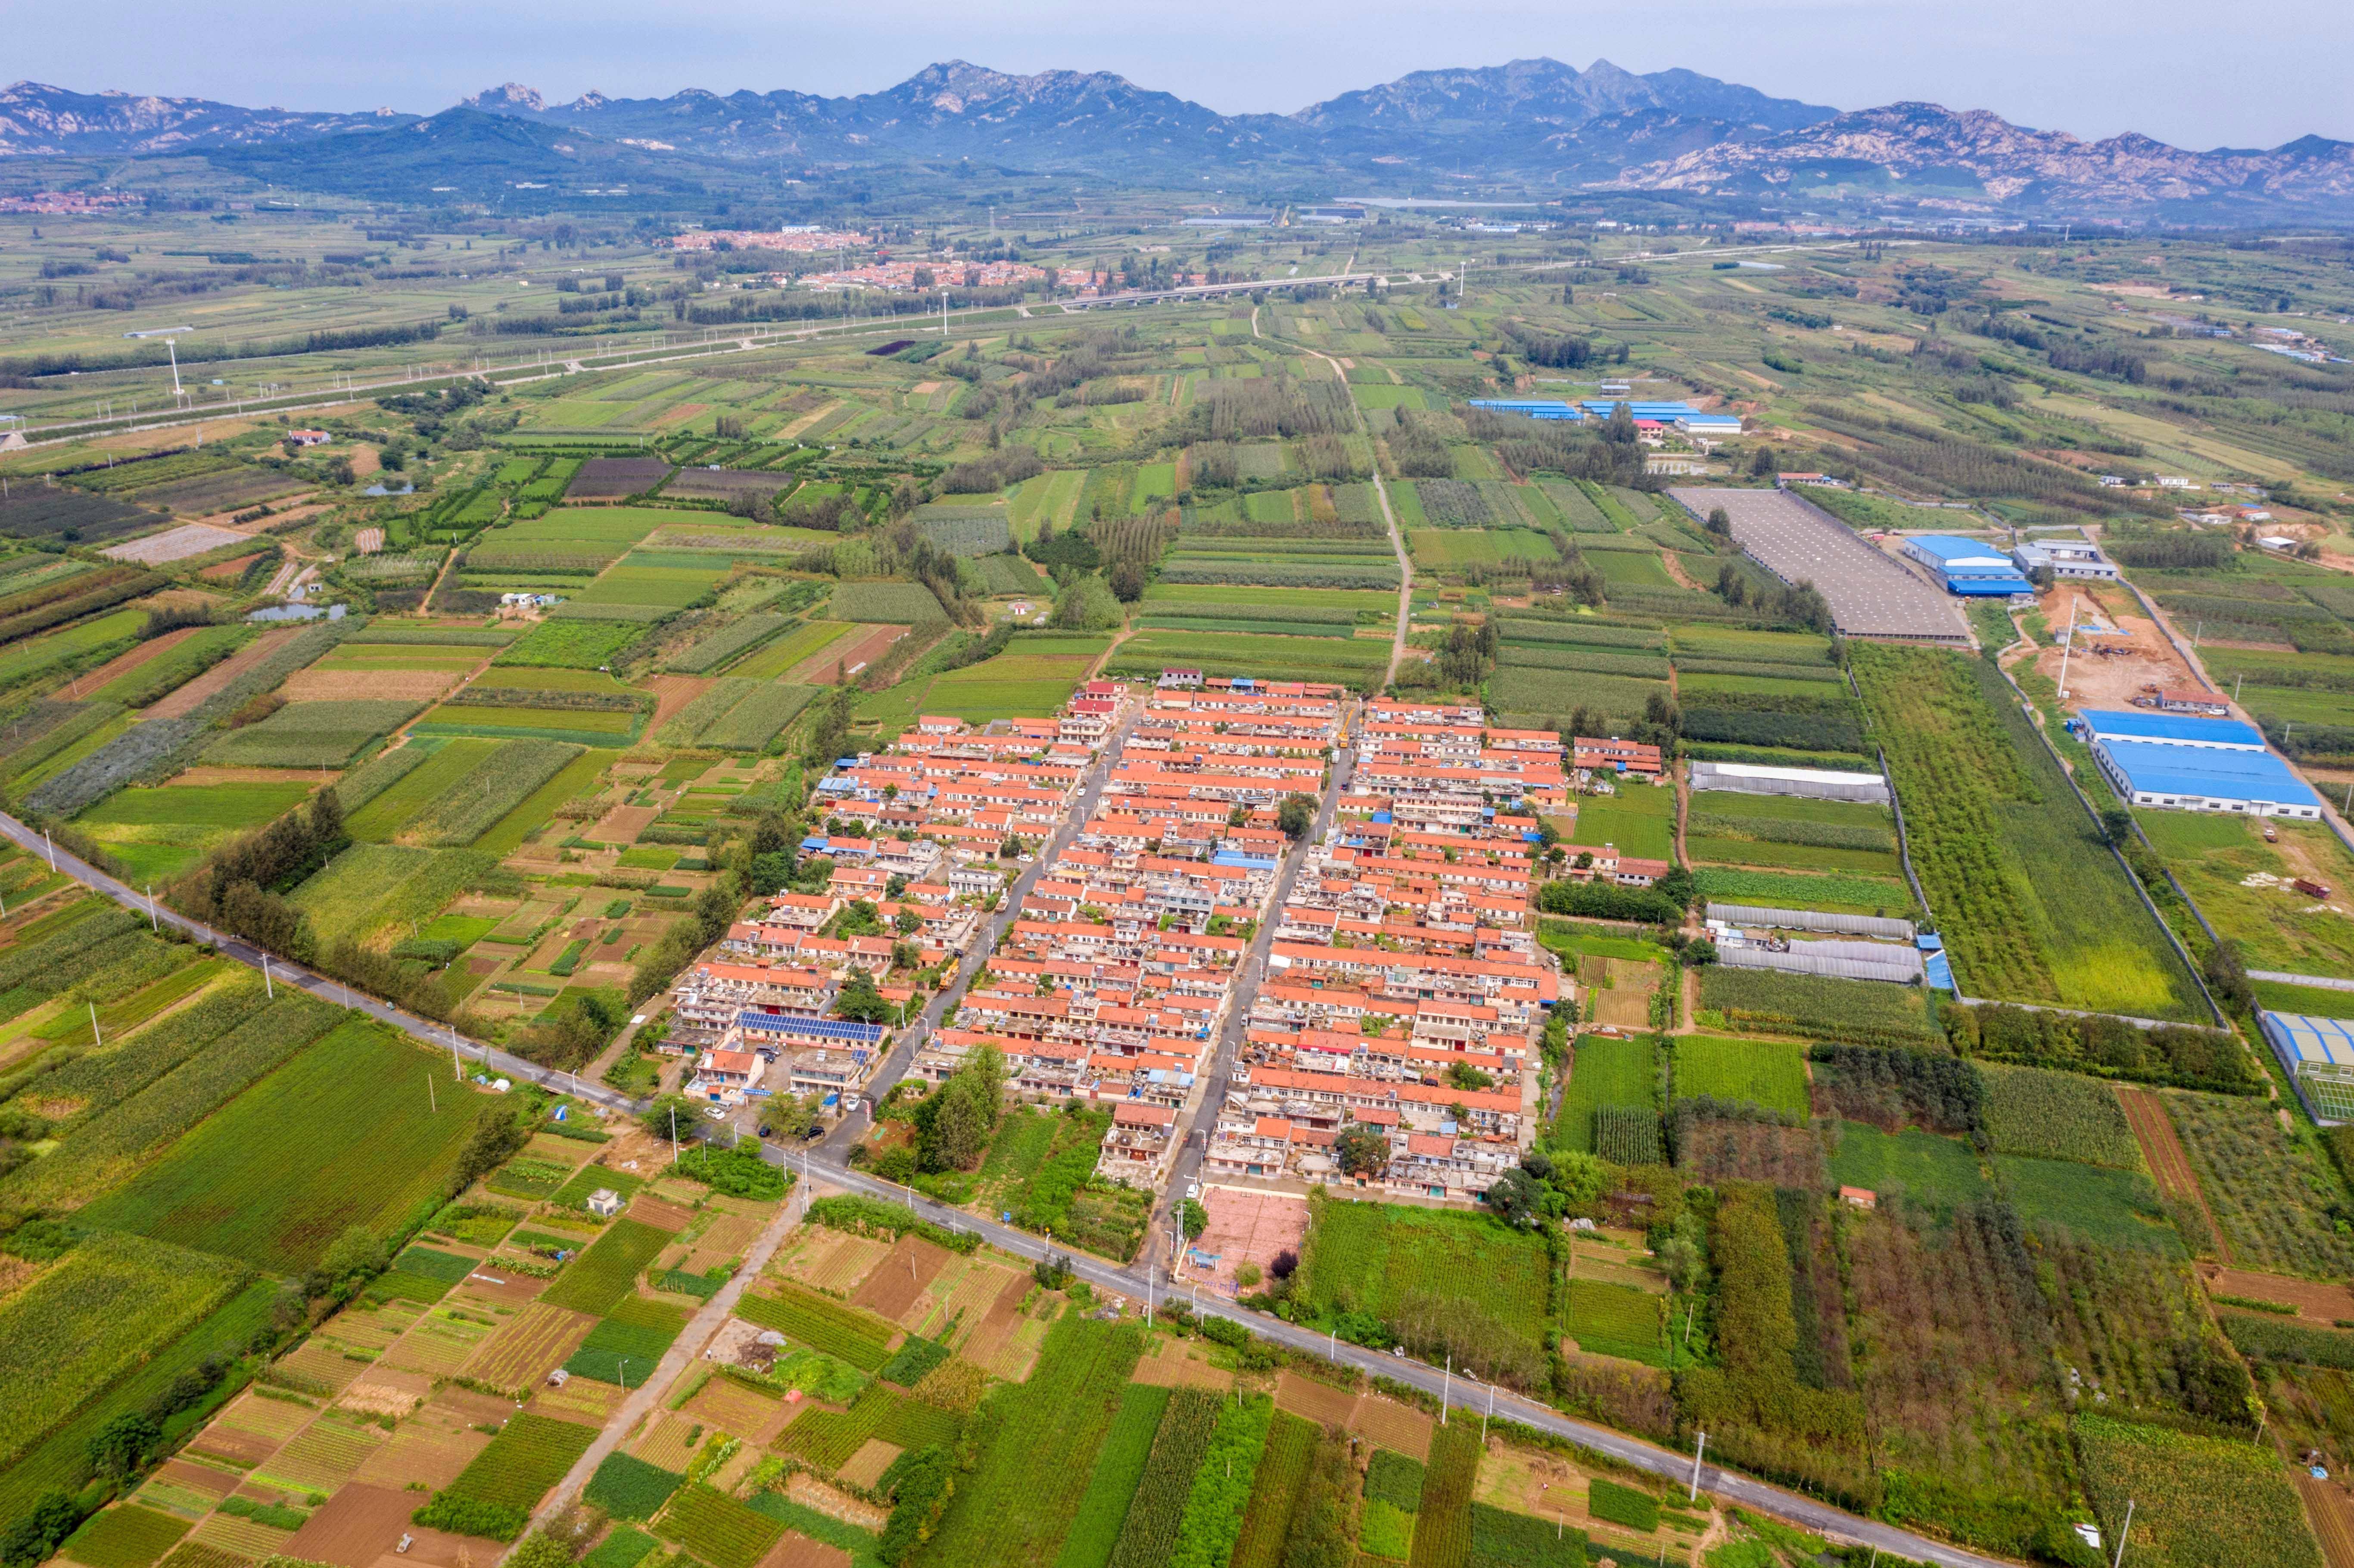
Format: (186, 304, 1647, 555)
(2, 60, 2349, 218)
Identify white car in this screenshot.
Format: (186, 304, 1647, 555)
(1184, 1182, 1201, 1201)
(702, 1105, 729, 1122)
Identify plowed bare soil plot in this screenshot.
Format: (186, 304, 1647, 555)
(756, 1534, 851, 1568)
(776, 1232, 889, 1296)
(465, 1302, 597, 1391)
(450, 1266, 547, 1309)
(2205, 1266, 2354, 1322)
(1130, 1337, 1234, 1391)
(143, 627, 301, 719)
(2119, 1085, 2229, 1261)
(630, 1194, 697, 1231)
(351, 1403, 489, 1491)
(954, 1274, 1036, 1377)
(588, 804, 660, 845)
(1274, 1372, 1358, 1428)
(681, 1213, 761, 1275)
(835, 1438, 901, 1491)
(153, 1463, 234, 1504)
(784, 623, 904, 685)
(850, 1236, 952, 1321)
(685, 1377, 788, 1444)
(187, 1393, 301, 1468)
(281, 669, 458, 703)
(640, 676, 714, 734)
(569, 458, 673, 498)
(1353, 1395, 1435, 1462)
(77, 625, 200, 689)
(284, 1484, 425, 1568)
(2300, 1475, 2354, 1568)
(1193, 1188, 1310, 1297)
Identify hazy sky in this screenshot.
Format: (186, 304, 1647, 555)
(15, 0, 2351, 151)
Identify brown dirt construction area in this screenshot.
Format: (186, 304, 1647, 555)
(785, 623, 906, 686)
(2024, 580, 2207, 710)
(1187, 1187, 1309, 1300)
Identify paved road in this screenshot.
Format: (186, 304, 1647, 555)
(1161, 712, 1359, 1261)
(766, 1152, 2011, 1568)
(816, 694, 1148, 1157)
(0, 808, 640, 1115)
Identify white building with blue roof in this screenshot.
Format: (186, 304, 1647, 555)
(2076, 709, 2321, 819)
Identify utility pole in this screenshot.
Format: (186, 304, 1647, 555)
(427, 1072, 436, 1113)
(146, 884, 158, 931)
(2055, 595, 2078, 698)
(89, 1000, 100, 1047)
(2112, 1499, 2134, 1568)
(261, 955, 273, 999)
(670, 1105, 678, 1165)
(1441, 1353, 1450, 1423)
(1689, 1431, 1707, 1503)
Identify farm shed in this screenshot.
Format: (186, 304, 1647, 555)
(2259, 1010, 2354, 1124)
(1706, 904, 1915, 940)
(1717, 939, 1924, 984)
(1689, 760, 1889, 805)
(2077, 710, 2322, 819)
(1900, 535, 2036, 597)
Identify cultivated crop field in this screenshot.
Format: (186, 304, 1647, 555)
(79, 1018, 481, 1272)
(1671, 1036, 1809, 1117)
(1296, 1199, 1553, 1385)
(1977, 1063, 2145, 1170)
(2166, 1092, 2354, 1277)
(1851, 644, 2201, 1019)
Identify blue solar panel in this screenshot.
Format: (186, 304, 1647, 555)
(735, 1010, 886, 1044)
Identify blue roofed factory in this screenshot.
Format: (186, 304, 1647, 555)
(1899, 535, 2035, 597)
(2074, 709, 2322, 819)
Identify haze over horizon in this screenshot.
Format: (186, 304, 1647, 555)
(8, 0, 2351, 156)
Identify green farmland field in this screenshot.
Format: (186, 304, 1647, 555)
(1670, 1036, 1809, 1117)
(80, 1018, 479, 1272)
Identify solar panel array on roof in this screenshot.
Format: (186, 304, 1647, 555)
(736, 1011, 886, 1044)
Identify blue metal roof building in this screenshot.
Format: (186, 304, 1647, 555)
(2076, 709, 2267, 751)
(1468, 399, 1584, 421)
(2261, 1011, 2354, 1123)
(2089, 737, 2321, 819)
(1579, 400, 1703, 420)
(1899, 534, 2034, 597)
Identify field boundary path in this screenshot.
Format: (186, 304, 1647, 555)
(523, 1176, 812, 1537)
(1282, 337, 1412, 688)
(2117, 1083, 2232, 1263)
(0, 806, 639, 1114)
